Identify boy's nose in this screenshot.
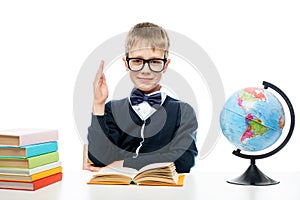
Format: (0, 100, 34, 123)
(141, 63, 152, 73)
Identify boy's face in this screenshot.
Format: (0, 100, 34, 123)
(123, 47, 170, 94)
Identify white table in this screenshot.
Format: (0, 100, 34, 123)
(0, 170, 299, 200)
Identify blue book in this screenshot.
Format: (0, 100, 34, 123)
(0, 141, 58, 158)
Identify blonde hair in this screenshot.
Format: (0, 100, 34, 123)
(125, 22, 170, 58)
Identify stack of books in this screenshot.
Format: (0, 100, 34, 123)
(0, 128, 62, 191)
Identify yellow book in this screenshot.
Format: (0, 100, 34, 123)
(87, 162, 185, 186)
(0, 166, 62, 182)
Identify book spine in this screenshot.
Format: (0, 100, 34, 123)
(28, 152, 59, 169)
(26, 142, 58, 158)
(20, 130, 58, 146)
(33, 172, 62, 191)
(0, 172, 63, 191)
(0, 161, 62, 176)
(0, 166, 63, 182)
(30, 166, 62, 182)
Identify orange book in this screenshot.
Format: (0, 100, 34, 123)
(0, 172, 62, 191)
(87, 162, 185, 186)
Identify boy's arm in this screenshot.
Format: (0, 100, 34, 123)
(87, 113, 125, 167)
(82, 144, 102, 172)
(88, 59, 126, 167)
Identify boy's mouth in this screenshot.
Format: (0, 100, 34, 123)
(137, 77, 153, 82)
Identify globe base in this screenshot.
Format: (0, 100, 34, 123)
(227, 161, 279, 186)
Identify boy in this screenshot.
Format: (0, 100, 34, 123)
(86, 22, 198, 173)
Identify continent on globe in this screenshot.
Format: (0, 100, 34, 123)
(240, 113, 269, 143)
(237, 88, 266, 111)
(237, 88, 269, 143)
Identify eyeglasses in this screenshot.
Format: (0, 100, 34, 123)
(126, 57, 167, 72)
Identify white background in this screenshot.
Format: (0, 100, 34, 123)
(0, 0, 299, 175)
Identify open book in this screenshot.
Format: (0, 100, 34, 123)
(87, 162, 185, 186)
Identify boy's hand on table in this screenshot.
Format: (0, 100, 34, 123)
(83, 163, 102, 172)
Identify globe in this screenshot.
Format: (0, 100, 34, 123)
(220, 87, 285, 152)
(219, 82, 294, 186)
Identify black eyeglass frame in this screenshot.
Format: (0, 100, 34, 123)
(126, 57, 167, 72)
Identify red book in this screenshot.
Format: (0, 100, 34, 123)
(0, 172, 62, 191)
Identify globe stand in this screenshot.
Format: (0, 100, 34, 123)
(228, 153, 279, 186)
(227, 81, 295, 186)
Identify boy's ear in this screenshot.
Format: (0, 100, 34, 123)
(122, 56, 130, 71)
(163, 58, 171, 73)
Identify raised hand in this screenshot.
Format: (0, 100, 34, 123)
(92, 60, 108, 115)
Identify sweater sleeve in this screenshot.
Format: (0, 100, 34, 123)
(123, 102, 198, 173)
(87, 102, 128, 167)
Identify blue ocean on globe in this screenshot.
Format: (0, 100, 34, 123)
(220, 87, 285, 152)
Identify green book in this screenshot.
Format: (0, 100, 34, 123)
(0, 152, 59, 169)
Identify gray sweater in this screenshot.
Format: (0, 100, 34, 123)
(88, 96, 198, 173)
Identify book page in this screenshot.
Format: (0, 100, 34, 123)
(134, 163, 177, 184)
(138, 162, 174, 172)
(94, 162, 173, 177)
(93, 166, 138, 178)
